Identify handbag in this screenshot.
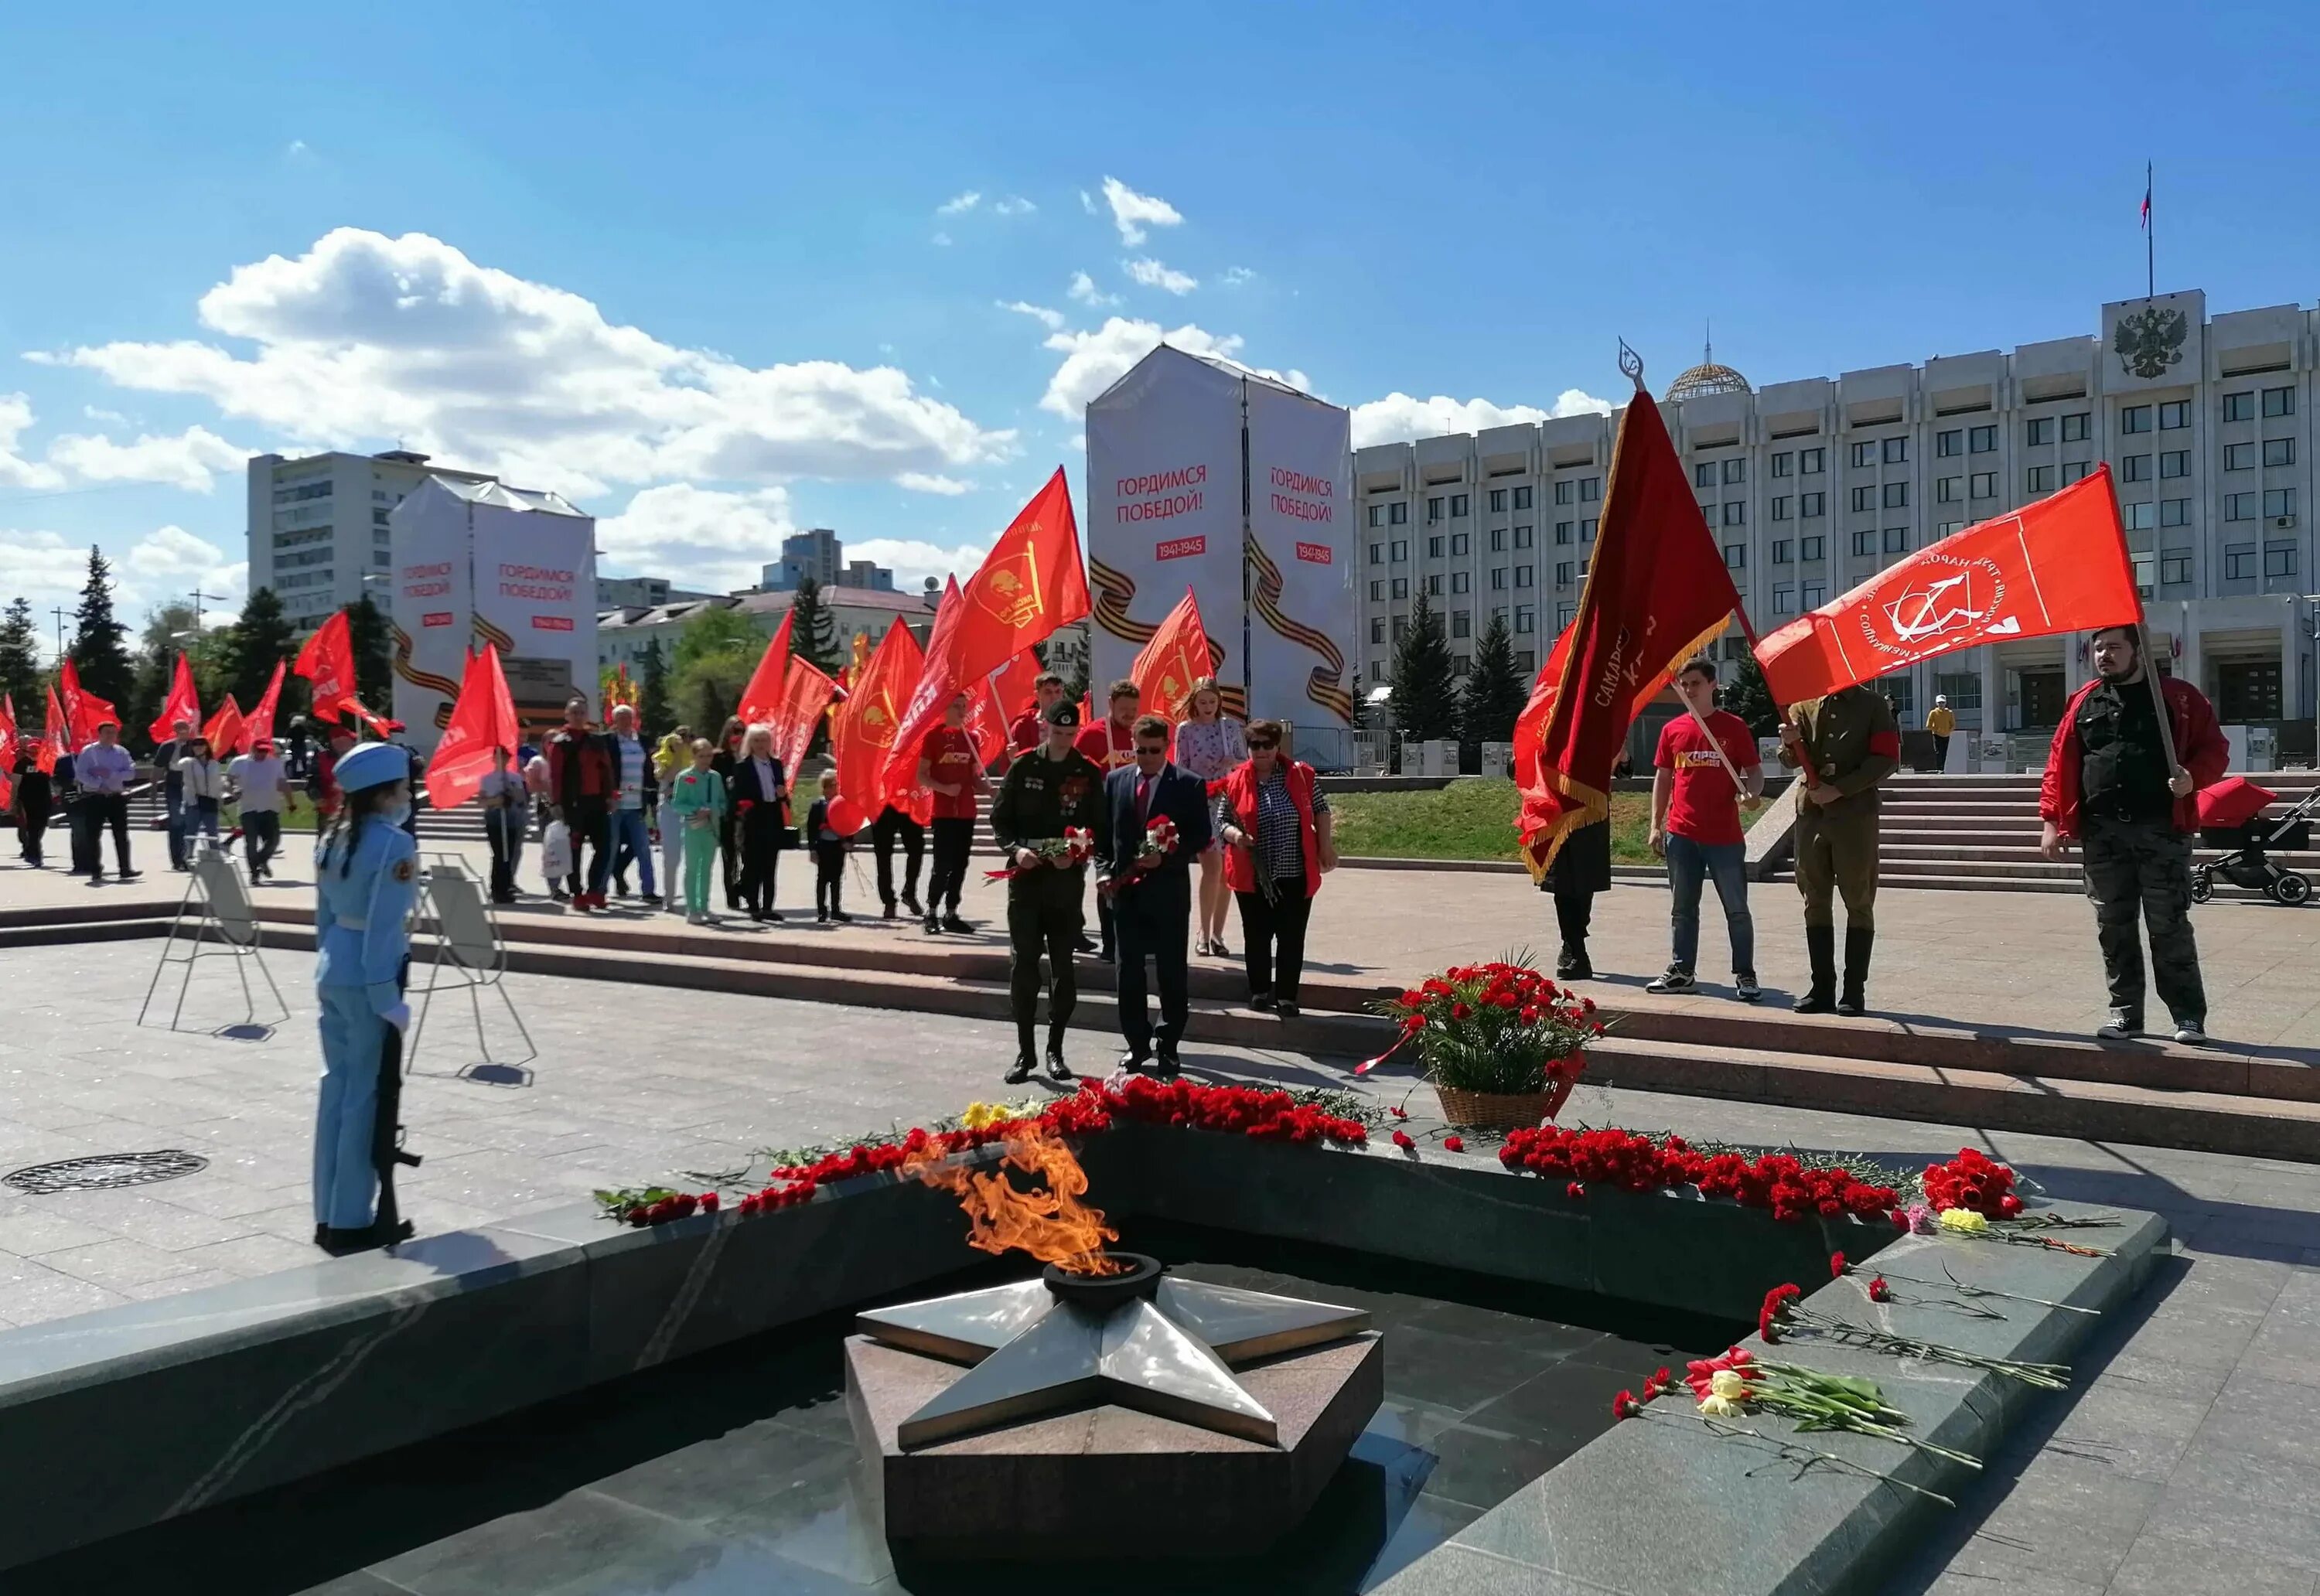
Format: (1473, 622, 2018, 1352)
(541, 819, 573, 879)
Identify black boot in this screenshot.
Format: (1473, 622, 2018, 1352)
(1556, 941, 1594, 981)
(1837, 926, 1874, 1017)
(1793, 925, 1837, 1013)
(1046, 1025, 1073, 1083)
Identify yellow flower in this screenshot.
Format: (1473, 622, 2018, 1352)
(1938, 1208, 1990, 1233)
(1698, 1393, 1745, 1418)
(1708, 1369, 1749, 1401)
(960, 1102, 1008, 1130)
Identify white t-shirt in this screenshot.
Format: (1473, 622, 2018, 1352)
(228, 754, 287, 812)
(176, 756, 225, 802)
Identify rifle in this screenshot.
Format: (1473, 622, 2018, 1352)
(373, 967, 421, 1241)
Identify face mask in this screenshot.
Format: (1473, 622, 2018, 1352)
(383, 800, 413, 828)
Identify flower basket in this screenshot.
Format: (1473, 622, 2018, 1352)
(1372, 957, 1602, 1127)
(1436, 1077, 1577, 1132)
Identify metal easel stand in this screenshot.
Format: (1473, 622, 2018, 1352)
(404, 853, 538, 1084)
(135, 844, 290, 1033)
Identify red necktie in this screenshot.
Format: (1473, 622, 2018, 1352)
(1136, 774, 1153, 821)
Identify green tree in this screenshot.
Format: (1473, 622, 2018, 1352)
(69, 546, 135, 718)
(213, 586, 297, 711)
(131, 602, 204, 742)
(671, 604, 762, 730)
(344, 595, 393, 708)
(638, 636, 672, 735)
(1459, 612, 1527, 745)
(0, 596, 40, 717)
(788, 577, 841, 673)
(1724, 650, 1779, 738)
(1387, 592, 1459, 742)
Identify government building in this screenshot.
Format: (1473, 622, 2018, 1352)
(1356, 291, 2316, 750)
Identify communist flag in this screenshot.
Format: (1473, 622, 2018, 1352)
(829, 616, 924, 834)
(990, 646, 1041, 723)
(736, 611, 794, 731)
(294, 609, 355, 723)
(244, 661, 286, 751)
(1756, 466, 2140, 704)
(40, 685, 67, 771)
(1518, 389, 1742, 878)
(337, 697, 397, 738)
(965, 672, 1008, 767)
(945, 468, 1090, 683)
(426, 645, 520, 810)
(881, 577, 971, 820)
(59, 657, 118, 746)
(771, 658, 841, 782)
(1129, 586, 1211, 721)
(149, 651, 203, 744)
(203, 694, 246, 759)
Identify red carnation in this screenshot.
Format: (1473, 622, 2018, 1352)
(1442, 1135, 1465, 1153)
(1390, 1105, 1408, 1120)
(1830, 1250, 1848, 1279)
(1391, 1129, 1414, 1151)
(1613, 1390, 1642, 1420)
(1566, 1182, 1585, 1199)
(1868, 1277, 1890, 1303)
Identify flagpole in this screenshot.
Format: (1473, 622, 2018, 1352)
(2146, 159, 2155, 301)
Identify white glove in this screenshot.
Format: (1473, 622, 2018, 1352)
(382, 1002, 411, 1035)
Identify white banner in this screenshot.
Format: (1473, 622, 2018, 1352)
(1085, 346, 1247, 713)
(1244, 380, 1353, 769)
(388, 481, 473, 744)
(471, 500, 596, 733)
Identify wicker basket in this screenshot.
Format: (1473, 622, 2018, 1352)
(1434, 1077, 1575, 1132)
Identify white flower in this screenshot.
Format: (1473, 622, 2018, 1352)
(1708, 1369, 1749, 1401)
(1699, 1393, 1745, 1418)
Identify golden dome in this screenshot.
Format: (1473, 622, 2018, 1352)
(1666, 360, 1750, 401)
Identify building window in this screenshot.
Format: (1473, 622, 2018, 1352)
(1880, 674, 1916, 715)
(1882, 436, 1908, 465)
(2224, 544, 2257, 580)
(1851, 485, 1876, 512)
(1491, 528, 1507, 551)
(2059, 460, 2090, 486)
(2223, 392, 2254, 423)
(1722, 501, 1746, 526)
(1803, 581, 1826, 607)
(1450, 532, 1470, 554)
(1800, 448, 1825, 475)
(1936, 520, 1963, 538)
(1450, 654, 1470, 677)
(1422, 535, 1441, 558)
(1551, 523, 1568, 545)
(1772, 584, 1794, 614)
(1555, 561, 1574, 586)
(1722, 458, 1747, 485)
(1936, 429, 1963, 458)
(1390, 578, 1409, 599)
(1851, 529, 1878, 556)
(1369, 543, 1384, 565)
(1425, 574, 1444, 595)
(1851, 440, 1877, 468)
(2225, 493, 2257, 521)
(2159, 449, 2189, 479)
(2264, 488, 2296, 518)
(1452, 571, 1470, 593)
(1489, 489, 1508, 512)
(1389, 502, 1407, 524)
(2025, 464, 2057, 494)
(1554, 480, 1575, 505)
(2118, 405, 2151, 435)
(1936, 476, 1962, 503)
(1724, 544, 1746, 569)
(1514, 605, 1536, 635)
(2120, 454, 2151, 483)
(2266, 544, 2299, 579)
(1772, 539, 1793, 563)
(1392, 616, 1408, 642)
(1513, 564, 1534, 588)
(1694, 461, 1717, 489)
(1368, 580, 1383, 601)
(1450, 493, 1469, 517)
(1513, 486, 1533, 509)
(2160, 497, 2190, 527)
(2158, 401, 2189, 430)
(1936, 673, 1981, 713)
(1882, 481, 1908, 508)
(1490, 568, 1508, 590)
(1517, 649, 1537, 673)
(2124, 501, 2155, 530)
(2062, 411, 2092, 441)
(1390, 540, 1407, 561)
(1579, 517, 1597, 541)
(1552, 605, 1573, 632)
(1451, 609, 1472, 639)
(1969, 425, 1997, 453)
(2264, 438, 2296, 467)
(1768, 496, 1789, 521)
(1367, 505, 1386, 527)
(1513, 524, 1534, 548)
(1800, 535, 1825, 561)
(1799, 491, 1825, 517)
(2225, 442, 2256, 470)
(2025, 417, 2055, 447)
(1579, 477, 1601, 502)
(1369, 618, 1385, 644)
(2264, 386, 2295, 417)
(1883, 526, 1909, 554)
(2160, 552, 2192, 585)
(1426, 496, 1444, 523)
(1772, 452, 1793, 477)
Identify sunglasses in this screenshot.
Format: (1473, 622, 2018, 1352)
(1247, 739, 1278, 750)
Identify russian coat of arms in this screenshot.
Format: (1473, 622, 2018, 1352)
(2113, 305, 2187, 380)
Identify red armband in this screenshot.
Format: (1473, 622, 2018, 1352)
(1868, 731, 1901, 759)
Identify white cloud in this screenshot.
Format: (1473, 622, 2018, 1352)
(1080, 189, 1096, 215)
(1066, 271, 1119, 309)
(595, 483, 797, 595)
(1039, 317, 1308, 418)
(0, 394, 65, 490)
(0, 523, 244, 650)
(930, 230, 953, 247)
(1550, 387, 1616, 418)
(1099, 176, 1182, 246)
(845, 534, 1001, 595)
(936, 190, 981, 216)
(1066, 433, 1086, 453)
(998, 300, 1066, 332)
(896, 471, 973, 496)
(1124, 257, 1198, 295)
(43, 425, 250, 493)
(1348, 389, 1615, 448)
(1220, 266, 1254, 287)
(83, 404, 129, 425)
(993, 196, 1035, 216)
(39, 227, 1013, 500)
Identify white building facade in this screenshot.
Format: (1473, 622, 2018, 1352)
(1357, 290, 2317, 744)
(246, 449, 498, 630)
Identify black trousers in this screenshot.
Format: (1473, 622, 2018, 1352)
(742, 830, 783, 917)
(67, 801, 95, 874)
(720, 809, 742, 907)
(565, 798, 610, 899)
(1096, 887, 1117, 958)
(1554, 886, 1595, 950)
(244, 810, 282, 877)
(85, 793, 132, 876)
(1115, 869, 1192, 1057)
(1008, 876, 1083, 1054)
(927, 817, 974, 918)
(1233, 880, 1314, 1002)
(16, 807, 48, 865)
(814, 841, 846, 913)
(873, 807, 924, 908)
(483, 808, 521, 901)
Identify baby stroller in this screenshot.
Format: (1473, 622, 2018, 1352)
(2192, 779, 2315, 906)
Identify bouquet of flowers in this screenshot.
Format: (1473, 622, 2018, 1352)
(1919, 1148, 2023, 1219)
(987, 827, 1096, 881)
(1362, 957, 1602, 1098)
(1138, 815, 1179, 864)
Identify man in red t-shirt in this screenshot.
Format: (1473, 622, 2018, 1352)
(1646, 656, 1765, 1001)
(1009, 671, 1069, 755)
(916, 693, 985, 934)
(1073, 678, 1142, 959)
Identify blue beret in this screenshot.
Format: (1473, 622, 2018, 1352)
(333, 742, 409, 795)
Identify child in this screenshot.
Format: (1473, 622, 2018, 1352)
(176, 735, 225, 851)
(667, 738, 728, 926)
(807, 770, 851, 922)
(476, 745, 529, 904)
(653, 732, 688, 914)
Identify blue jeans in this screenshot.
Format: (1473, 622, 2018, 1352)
(314, 986, 384, 1229)
(611, 808, 657, 895)
(1666, 832, 1752, 976)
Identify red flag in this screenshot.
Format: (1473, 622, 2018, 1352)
(244, 661, 286, 751)
(990, 647, 1042, 723)
(426, 646, 520, 810)
(202, 695, 246, 759)
(1128, 586, 1212, 721)
(881, 577, 973, 819)
(58, 657, 118, 746)
(944, 468, 1090, 683)
(771, 658, 840, 779)
(965, 672, 1008, 767)
(336, 696, 397, 738)
(827, 616, 924, 834)
(1755, 468, 2138, 704)
(0, 692, 15, 808)
(294, 609, 356, 723)
(149, 651, 203, 745)
(40, 685, 68, 772)
(736, 611, 795, 731)
(1518, 388, 1742, 878)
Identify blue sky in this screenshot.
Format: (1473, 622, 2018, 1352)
(3, 2, 2316, 650)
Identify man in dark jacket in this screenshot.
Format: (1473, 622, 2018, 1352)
(988, 700, 1107, 1085)
(1097, 714, 1213, 1078)
(155, 718, 193, 871)
(546, 697, 616, 910)
(2039, 623, 2230, 1045)
(1540, 817, 1611, 980)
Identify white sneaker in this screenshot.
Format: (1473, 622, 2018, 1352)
(1646, 966, 1696, 995)
(2097, 1011, 2141, 1041)
(2172, 1019, 2209, 1046)
(687, 911, 708, 926)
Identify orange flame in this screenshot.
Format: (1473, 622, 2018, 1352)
(907, 1126, 1127, 1276)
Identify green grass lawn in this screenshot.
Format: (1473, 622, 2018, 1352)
(1329, 779, 1657, 864)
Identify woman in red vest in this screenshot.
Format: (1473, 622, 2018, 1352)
(1216, 718, 1337, 1018)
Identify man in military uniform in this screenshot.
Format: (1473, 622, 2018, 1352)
(1779, 683, 1900, 1015)
(988, 701, 1109, 1085)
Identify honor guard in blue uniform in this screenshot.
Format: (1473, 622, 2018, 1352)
(312, 742, 422, 1254)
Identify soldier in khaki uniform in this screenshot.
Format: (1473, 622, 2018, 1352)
(1778, 684, 1901, 1015)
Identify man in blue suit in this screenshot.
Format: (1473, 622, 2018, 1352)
(1098, 713, 1213, 1078)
